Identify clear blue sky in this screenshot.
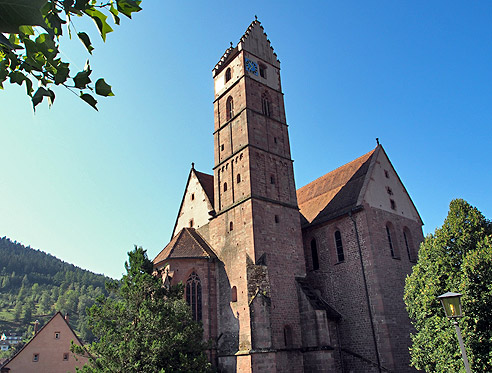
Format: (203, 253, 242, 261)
(1, 1, 491, 279)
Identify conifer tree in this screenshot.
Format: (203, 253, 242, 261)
(73, 246, 212, 373)
(404, 199, 492, 372)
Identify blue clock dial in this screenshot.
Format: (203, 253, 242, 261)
(245, 58, 258, 76)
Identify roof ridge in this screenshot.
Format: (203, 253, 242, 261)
(298, 148, 376, 193)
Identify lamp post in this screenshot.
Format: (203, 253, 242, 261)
(437, 292, 471, 373)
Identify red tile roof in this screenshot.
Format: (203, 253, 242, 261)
(153, 228, 216, 266)
(296, 148, 377, 227)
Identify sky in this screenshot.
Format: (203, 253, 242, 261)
(1, 1, 491, 279)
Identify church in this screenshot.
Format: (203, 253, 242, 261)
(153, 19, 423, 373)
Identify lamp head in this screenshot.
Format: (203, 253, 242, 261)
(437, 292, 463, 318)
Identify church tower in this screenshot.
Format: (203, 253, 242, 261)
(209, 20, 307, 372)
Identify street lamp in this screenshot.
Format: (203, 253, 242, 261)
(437, 292, 471, 373)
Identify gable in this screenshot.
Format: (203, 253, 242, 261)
(172, 168, 214, 237)
(238, 20, 280, 68)
(361, 147, 423, 225)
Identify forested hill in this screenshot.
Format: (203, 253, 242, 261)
(0, 236, 111, 343)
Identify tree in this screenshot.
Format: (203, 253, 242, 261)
(73, 246, 212, 373)
(404, 199, 492, 372)
(0, 0, 142, 110)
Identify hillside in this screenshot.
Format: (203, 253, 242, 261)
(0, 236, 111, 345)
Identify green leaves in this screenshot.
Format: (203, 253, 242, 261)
(0, 0, 48, 33)
(405, 199, 492, 372)
(0, 0, 143, 111)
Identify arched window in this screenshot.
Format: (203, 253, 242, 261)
(403, 228, 415, 262)
(334, 230, 345, 262)
(231, 286, 237, 302)
(386, 224, 398, 258)
(186, 272, 202, 321)
(311, 238, 319, 270)
(283, 325, 293, 347)
(261, 93, 271, 117)
(237, 174, 241, 183)
(226, 96, 234, 121)
(225, 68, 231, 82)
(223, 182, 228, 192)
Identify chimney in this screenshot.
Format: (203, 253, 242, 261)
(34, 320, 39, 335)
(64, 313, 69, 323)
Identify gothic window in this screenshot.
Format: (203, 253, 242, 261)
(224, 182, 228, 192)
(403, 228, 415, 262)
(226, 96, 234, 120)
(231, 286, 237, 302)
(186, 272, 202, 321)
(334, 230, 345, 262)
(386, 224, 398, 258)
(261, 93, 271, 117)
(225, 68, 231, 82)
(283, 325, 293, 347)
(311, 238, 319, 270)
(237, 174, 241, 183)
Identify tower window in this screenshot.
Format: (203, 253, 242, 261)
(229, 221, 234, 231)
(231, 286, 237, 302)
(270, 175, 275, 184)
(390, 199, 396, 210)
(335, 230, 345, 262)
(186, 272, 202, 321)
(311, 238, 319, 270)
(274, 137, 277, 144)
(283, 325, 293, 347)
(275, 215, 280, 223)
(262, 94, 271, 117)
(223, 182, 228, 191)
(225, 67, 231, 82)
(226, 96, 234, 120)
(259, 64, 267, 78)
(237, 174, 241, 183)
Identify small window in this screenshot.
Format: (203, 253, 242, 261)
(231, 286, 237, 302)
(390, 199, 396, 210)
(274, 137, 277, 144)
(275, 215, 280, 223)
(229, 221, 234, 231)
(311, 239, 319, 270)
(270, 175, 275, 184)
(224, 182, 228, 192)
(191, 193, 195, 201)
(33, 353, 39, 362)
(259, 64, 267, 78)
(262, 95, 271, 117)
(386, 225, 395, 257)
(386, 186, 393, 195)
(189, 219, 194, 228)
(226, 96, 234, 121)
(335, 230, 345, 262)
(225, 67, 232, 82)
(63, 353, 69, 361)
(237, 174, 241, 183)
(283, 325, 293, 347)
(54, 332, 60, 339)
(384, 170, 389, 178)
(221, 144, 224, 151)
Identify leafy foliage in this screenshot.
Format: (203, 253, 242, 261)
(0, 0, 141, 110)
(0, 236, 110, 344)
(73, 246, 212, 373)
(404, 199, 492, 372)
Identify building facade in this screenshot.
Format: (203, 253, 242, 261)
(153, 20, 423, 373)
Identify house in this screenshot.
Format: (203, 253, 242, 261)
(0, 312, 89, 373)
(152, 19, 424, 372)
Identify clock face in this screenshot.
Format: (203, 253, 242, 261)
(245, 58, 258, 76)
